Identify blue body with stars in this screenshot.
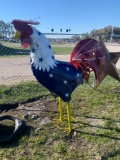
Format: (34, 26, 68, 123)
(31, 61, 83, 102)
(13, 21, 85, 102)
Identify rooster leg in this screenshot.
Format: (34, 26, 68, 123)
(66, 102, 84, 135)
(57, 102, 83, 134)
(66, 102, 72, 132)
(59, 97, 63, 122)
(53, 97, 63, 123)
(57, 102, 72, 134)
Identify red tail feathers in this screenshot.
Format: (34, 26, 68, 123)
(70, 39, 106, 86)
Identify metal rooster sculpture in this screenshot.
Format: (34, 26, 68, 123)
(12, 19, 120, 134)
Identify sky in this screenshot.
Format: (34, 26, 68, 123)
(0, 0, 120, 34)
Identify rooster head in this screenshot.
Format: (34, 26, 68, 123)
(12, 19, 40, 48)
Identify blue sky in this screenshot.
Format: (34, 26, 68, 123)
(0, 0, 120, 33)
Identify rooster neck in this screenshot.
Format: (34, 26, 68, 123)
(30, 28, 58, 72)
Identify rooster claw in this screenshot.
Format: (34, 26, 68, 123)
(52, 118, 62, 124)
(53, 116, 77, 123)
(57, 123, 83, 135)
(56, 125, 72, 135)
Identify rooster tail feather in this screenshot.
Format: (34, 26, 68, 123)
(70, 38, 107, 87)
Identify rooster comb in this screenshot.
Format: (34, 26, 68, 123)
(12, 19, 40, 25)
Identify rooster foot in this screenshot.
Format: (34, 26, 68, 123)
(52, 118, 63, 123)
(68, 116, 78, 122)
(57, 125, 72, 135)
(53, 116, 78, 123)
(57, 123, 83, 135)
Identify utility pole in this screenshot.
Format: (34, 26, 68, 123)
(110, 27, 114, 42)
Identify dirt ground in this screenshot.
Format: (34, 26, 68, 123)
(0, 97, 58, 134)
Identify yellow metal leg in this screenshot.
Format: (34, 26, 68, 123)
(53, 97, 83, 134)
(57, 102, 72, 134)
(57, 102, 83, 135)
(66, 102, 72, 132)
(53, 97, 63, 123)
(59, 97, 63, 122)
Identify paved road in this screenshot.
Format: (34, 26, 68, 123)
(0, 44, 120, 85)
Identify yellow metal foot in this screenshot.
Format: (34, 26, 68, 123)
(56, 123, 83, 135)
(70, 116, 78, 122)
(53, 118, 62, 123)
(57, 125, 72, 135)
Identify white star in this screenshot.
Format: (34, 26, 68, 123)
(65, 93, 69, 97)
(49, 73, 53, 78)
(77, 73, 80, 77)
(66, 67, 69, 71)
(63, 80, 68, 84)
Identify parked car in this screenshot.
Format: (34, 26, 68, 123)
(67, 39, 76, 42)
(3, 38, 9, 41)
(9, 39, 16, 43)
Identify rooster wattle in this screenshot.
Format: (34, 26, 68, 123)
(12, 19, 120, 134)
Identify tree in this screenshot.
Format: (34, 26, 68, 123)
(0, 20, 14, 39)
(90, 25, 120, 35)
(81, 32, 90, 39)
(6, 22, 14, 38)
(113, 27, 120, 35)
(0, 20, 6, 38)
(90, 29, 98, 36)
(71, 35, 81, 41)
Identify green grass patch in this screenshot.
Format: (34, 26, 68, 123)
(52, 46, 73, 55)
(0, 81, 50, 105)
(0, 42, 74, 56)
(0, 71, 120, 160)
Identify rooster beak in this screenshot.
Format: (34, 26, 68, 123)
(14, 30, 21, 40)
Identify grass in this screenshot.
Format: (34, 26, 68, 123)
(0, 72, 120, 159)
(53, 46, 73, 55)
(0, 81, 50, 105)
(0, 41, 74, 56)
